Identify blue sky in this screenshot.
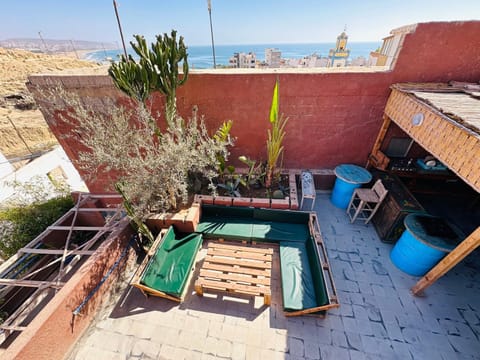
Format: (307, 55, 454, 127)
(1, 0, 479, 45)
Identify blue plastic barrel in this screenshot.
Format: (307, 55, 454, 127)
(331, 177, 360, 209)
(331, 164, 372, 209)
(390, 214, 463, 276)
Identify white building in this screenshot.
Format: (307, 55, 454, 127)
(0, 146, 87, 204)
(229, 52, 257, 68)
(265, 48, 281, 68)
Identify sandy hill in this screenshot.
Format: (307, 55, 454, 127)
(0, 48, 100, 159)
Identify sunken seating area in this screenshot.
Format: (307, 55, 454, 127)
(197, 205, 339, 316)
(133, 205, 338, 315)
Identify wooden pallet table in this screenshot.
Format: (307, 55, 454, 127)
(194, 241, 273, 305)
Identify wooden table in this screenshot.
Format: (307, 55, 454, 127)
(194, 241, 273, 305)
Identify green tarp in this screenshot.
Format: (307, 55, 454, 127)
(141, 228, 203, 297)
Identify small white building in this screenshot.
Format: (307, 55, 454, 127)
(0, 146, 87, 204)
(265, 48, 281, 68)
(229, 52, 257, 68)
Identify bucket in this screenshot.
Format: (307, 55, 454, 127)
(331, 177, 360, 209)
(390, 227, 448, 276)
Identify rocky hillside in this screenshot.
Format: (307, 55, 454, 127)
(0, 48, 100, 158)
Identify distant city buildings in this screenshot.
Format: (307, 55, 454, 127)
(227, 30, 383, 70)
(229, 52, 257, 68)
(265, 48, 281, 68)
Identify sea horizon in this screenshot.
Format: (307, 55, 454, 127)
(86, 41, 381, 69)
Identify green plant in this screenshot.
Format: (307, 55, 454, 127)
(108, 30, 189, 128)
(238, 155, 265, 189)
(0, 195, 74, 259)
(217, 177, 241, 197)
(266, 79, 288, 189)
(40, 86, 232, 223)
(115, 182, 154, 245)
(213, 120, 234, 179)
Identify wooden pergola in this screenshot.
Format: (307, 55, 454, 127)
(368, 82, 480, 295)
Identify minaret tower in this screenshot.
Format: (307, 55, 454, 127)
(328, 27, 351, 67)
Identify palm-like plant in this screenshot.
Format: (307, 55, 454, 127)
(265, 79, 288, 189)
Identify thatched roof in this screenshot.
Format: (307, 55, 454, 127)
(392, 82, 480, 136)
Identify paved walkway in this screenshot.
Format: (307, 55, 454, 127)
(67, 194, 480, 360)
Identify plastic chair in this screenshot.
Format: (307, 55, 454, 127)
(346, 179, 388, 224)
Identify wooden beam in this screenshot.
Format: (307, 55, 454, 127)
(411, 227, 480, 295)
(18, 248, 95, 256)
(366, 114, 391, 169)
(74, 207, 120, 212)
(0, 325, 26, 331)
(48, 226, 109, 231)
(0, 279, 64, 289)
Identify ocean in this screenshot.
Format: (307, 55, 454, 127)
(86, 42, 381, 69)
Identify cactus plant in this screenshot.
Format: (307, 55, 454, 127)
(108, 30, 189, 128)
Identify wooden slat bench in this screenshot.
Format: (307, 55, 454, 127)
(194, 241, 273, 305)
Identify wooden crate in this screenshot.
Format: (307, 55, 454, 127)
(195, 241, 273, 305)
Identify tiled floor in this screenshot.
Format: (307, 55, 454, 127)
(67, 194, 480, 360)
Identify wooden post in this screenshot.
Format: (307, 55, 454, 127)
(411, 227, 480, 296)
(366, 114, 391, 169)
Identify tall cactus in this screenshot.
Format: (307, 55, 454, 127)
(148, 31, 189, 127)
(108, 30, 189, 128)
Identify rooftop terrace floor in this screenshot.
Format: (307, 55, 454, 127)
(66, 194, 480, 360)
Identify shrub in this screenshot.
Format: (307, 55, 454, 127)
(0, 195, 73, 259)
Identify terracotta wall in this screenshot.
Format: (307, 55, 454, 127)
(28, 21, 480, 192)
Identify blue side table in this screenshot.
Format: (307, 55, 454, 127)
(331, 164, 372, 209)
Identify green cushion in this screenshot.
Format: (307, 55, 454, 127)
(141, 227, 203, 297)
(279, 242, 318, 311)
(253, 208, 310, 224)
(196, 216, 253, 241)
(305, 237, 329, 306)
(201, 204, 254, 218)
(251, 222, 309, 243)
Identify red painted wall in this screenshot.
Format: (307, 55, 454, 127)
(29, 21, 480, 192)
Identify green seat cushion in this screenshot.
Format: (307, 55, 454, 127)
(253, 208, 310, 224)
(279, 242, 318, 311)
(202, 204, 254, 218)
(196, 216, 253, 241)
(305, 237, 329, 307)
(251, 222, 309, 243)
(141, 227, 203, 297)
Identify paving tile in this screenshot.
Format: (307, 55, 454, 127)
(349, 349, 368, 360)
(288, 336, 305, 357)
(353, 304, 370, 320)
(345, 331, 364, 352)
(390, 340, 413, 360)
(216, 339, 233, 358)
(130, 339, 161, 358)
(245, 345, 263, 360)
(342, 317, 374, 336)
(231, 342, 247, 360)
(304, 340, 320, 359)
(150, 326, 180, 346)
(447, 334, 480, 357)
(316, 326, 333, 345)
(370, 321, 388, 339)
(332, 329, 349, 348)
(384, 321, 403, 342)
(319, 344, 350, 360)
(360, 335, 395, 358)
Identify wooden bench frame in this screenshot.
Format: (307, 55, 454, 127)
(194, 240, 274, 305)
